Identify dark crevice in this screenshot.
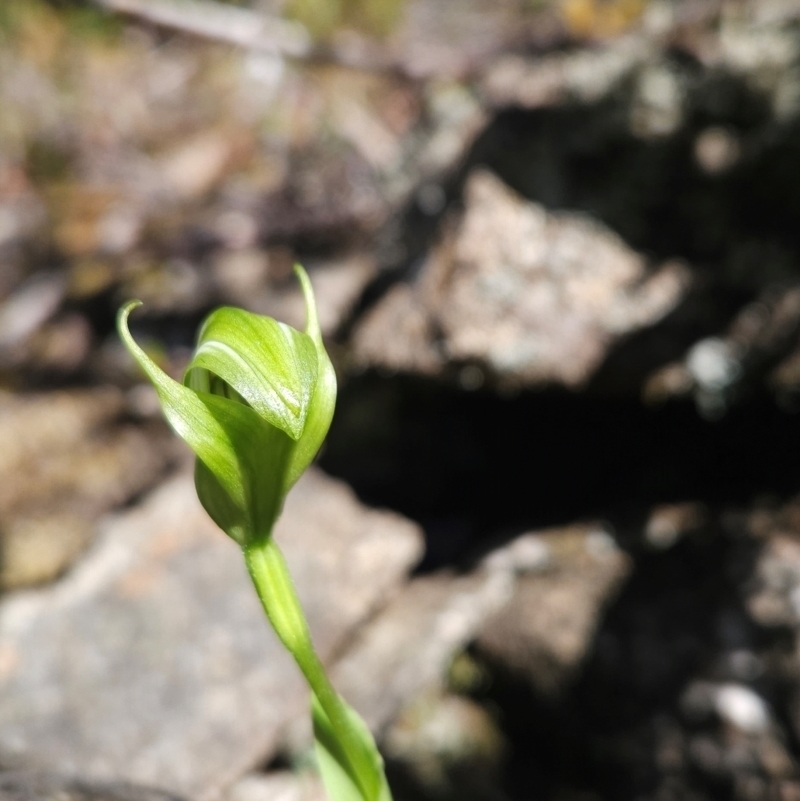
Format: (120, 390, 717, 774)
(467, 531, 794, 801)
(319, 372, 800, 569)
(320, 62, 800, 799)
(343, 66, 800, 353)
(462, 72, 800, 284)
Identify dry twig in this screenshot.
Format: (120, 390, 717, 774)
(92, 0, 311, 57)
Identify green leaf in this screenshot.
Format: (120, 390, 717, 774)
(186, 307, 318, 441)
(312, 694, 392, 801)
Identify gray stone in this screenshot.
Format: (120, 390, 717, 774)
(225, 771, 324, 801)
(279, 561, 513, 762)
(280, 524, 626, 765)
(332, 566, 514, 736)
(383, 693, 505, 801)
(0, 274, 66, 357)
(353, 169, 689, 388)
(480, 36, 651, 110)
(642, 283, 800, 409)
(387, 0, 530, 80)
(0, 772, 185, 801)
(714, 684, 771, 734)
(644, 502, 708, 550)
(479, 2, 800, 117)
(475, 524, 631, 694)
(745, 528, 800, 629)
(0, 389, 173, 589)
(0, 467, 422, 799)
(326, 0, 536, 79)
(221, 253, 377, 339)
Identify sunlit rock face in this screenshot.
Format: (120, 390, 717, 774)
(354, 169, 689, 388)
(0, 467, 422, 800)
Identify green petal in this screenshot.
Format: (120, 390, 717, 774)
(194, 458, 248, 544)
(285, 265, 337, 489)
(117, 301, 291, 541)
(187, 307, 318, 441)
(193, 396, 293, 541)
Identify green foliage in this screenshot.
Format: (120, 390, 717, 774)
(118, 265, 391, 801)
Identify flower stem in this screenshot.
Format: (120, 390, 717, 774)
(243, 537, 379, 801)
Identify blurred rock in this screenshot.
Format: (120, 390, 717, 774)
(24, 314, 93, 375)
(218, 252, 377, 338)
(398, 0, 549, 79)
(325, 0, 542, 79)
(679, 678, 795, 791)
(0, 467, 422, 799)
(0, 273, 66, 362)
(0, 190, 47, 254)
(481, 531, 553, 574)
(0, 388, 173, 589)
(562, 0, 647, 39)
(159, 130, 250, 202)
(727, 497, 800, 759)
(259, 145, 386, 243)
(409, 82, 487, 186)
(480, 35, 650, 109)
(225, 772, 324, 801)
(681, 678, 777, 737)
(640, 283, 800, 411)
(0, 296, 93, 379)
(475, 524, 631, 695)
(694, 126, 743, 174)
(478, 1, 775, 115)
(120, 260, 213, 315)
(350, 281, 443, 375)
(715, 683, 771, 734)
(329, 89, 404, 174)
(354, 169, 690, 387)
(330, 564, 514, 736)
(630, 61, 686, 138)
(0, 515, 94, 592)
(644, 502, 708, 550)
(211, 249, 271, 306)
(383, 693, 505, 801)
(0, 772, 185, 801)
(687, 337, 744, 395)
(746, 529, 800, 629)
(642, 360, 695, 404)
(0, 184, 47, 301)
(719, 8, 800, 116)
(48, 187, 125, 259)
(0, 389, 124, 483)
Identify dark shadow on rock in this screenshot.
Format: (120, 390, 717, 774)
(343, 66, 800, 395)
(320, 371, 800, 570)
(583, 279, 750, 396)
(467, 528, 796, 801)
(463, 69, 799, 285)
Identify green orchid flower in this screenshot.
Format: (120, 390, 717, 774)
(117, 265, 335, 547)
(117, 265, 391, 801)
